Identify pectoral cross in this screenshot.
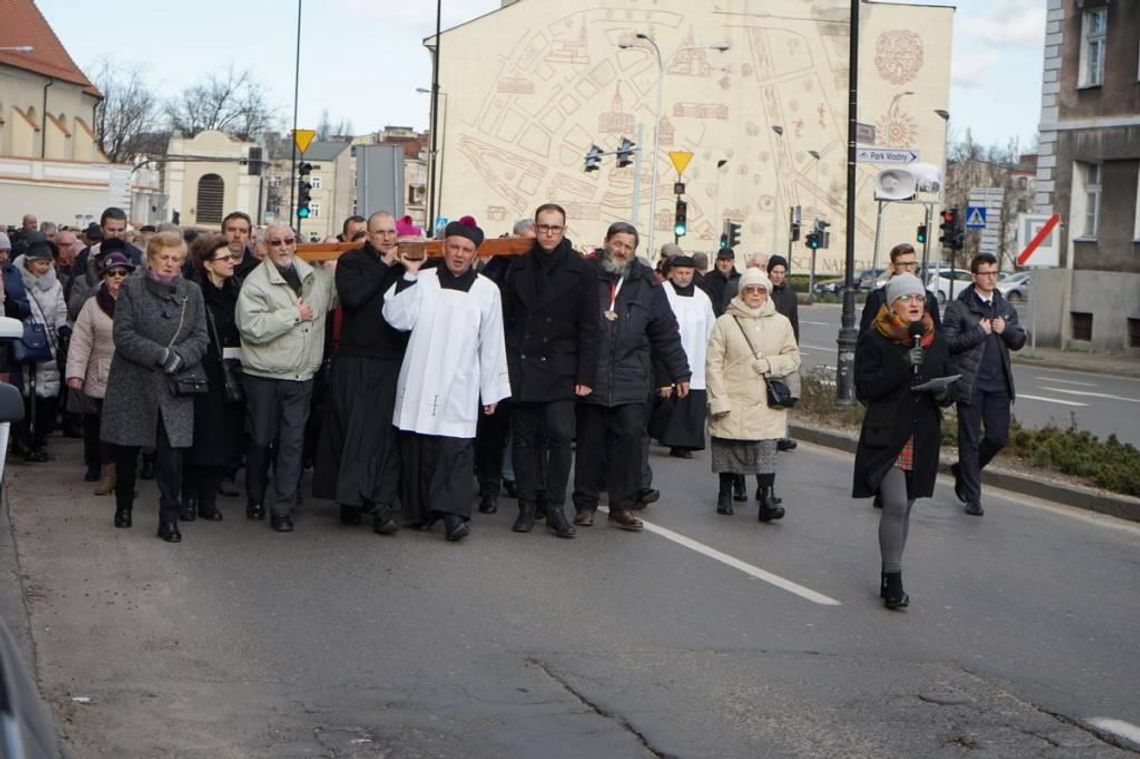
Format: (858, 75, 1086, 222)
(429, 395, 441, 417)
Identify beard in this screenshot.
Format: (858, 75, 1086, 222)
(601, 251, 632, 276)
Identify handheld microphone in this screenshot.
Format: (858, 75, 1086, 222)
(908, 321, 925, 375)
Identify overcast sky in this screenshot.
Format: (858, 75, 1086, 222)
(38, 0, 1045, 151)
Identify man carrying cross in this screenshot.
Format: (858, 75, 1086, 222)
(383, 216, 511, 542)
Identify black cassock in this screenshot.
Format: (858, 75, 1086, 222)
(400, 433, 475, 523)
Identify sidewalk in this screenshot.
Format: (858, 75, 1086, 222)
(1012, 345, 1140, 379)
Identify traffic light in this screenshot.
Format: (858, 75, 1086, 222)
(916, 223, 927, 244)
(724, 220, 741, 250)
(939, 207, 957, 245)
(615, 138, 636, 168)
(297, 162, 313, 220)
(584, 144, 603, 172)
(806, 231, 821, 250)
(789, 206, 801, 242)
(719, 233, 728, 250)
(674, 198, 688, 238)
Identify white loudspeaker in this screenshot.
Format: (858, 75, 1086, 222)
(874, 163, 944, 200)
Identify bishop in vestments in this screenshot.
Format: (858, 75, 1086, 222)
(382, 217, 511, 541)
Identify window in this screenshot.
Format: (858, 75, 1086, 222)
(1071, 312, 1093, 342)
(307, 201, 321, 219)
(309, 175, 321, 189)
(1084, 163, 1101, 238)
(195, 173, 224, 224)
(1079, 8, 1107, 88)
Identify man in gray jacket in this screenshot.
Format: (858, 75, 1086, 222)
(236, 223, 337, 531)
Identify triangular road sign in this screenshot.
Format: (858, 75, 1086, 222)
(293, 129, 317, 154)
(669, 150, 693, 176)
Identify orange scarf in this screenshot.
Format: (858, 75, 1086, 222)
(872, 305, 935, 348)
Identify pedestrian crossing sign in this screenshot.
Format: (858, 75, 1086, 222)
(965, 206, 987, 229)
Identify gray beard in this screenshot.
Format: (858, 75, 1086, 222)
(601, 254, 631, 276)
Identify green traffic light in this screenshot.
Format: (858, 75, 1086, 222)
(298, 208, 310, 219)
(675, 223, 687, 237)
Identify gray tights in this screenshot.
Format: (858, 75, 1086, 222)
(878, 466, 915, 574)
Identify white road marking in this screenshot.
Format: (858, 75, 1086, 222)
(597, 507, 842, 606)
(1017, 393, 1089, 407)
(1039, 387, 1140, 405)
(800, 320, 830, 326)
(798, 344, 833, 352)
(1086, 718, 1140, 747)
(1035, 376, 1097, 387)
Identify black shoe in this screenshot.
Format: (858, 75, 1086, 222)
(545, 505, 576, 539)
(503, 479, 518, 499)
(754, 486, 783, 506)
(139, 456, 156, 480)
(732, 476, 748, 502)
(716, 487, 734, 516)
(964, 501, 984, 516)
(443, 514, 470, 542)
(757, 487, 786, 523)
(113, 508, 132, 528)
(84, 463, 101, 482)
(777, 438, 798, 451)
(197, 503, 223, 522)
(157, 521, 182, 543)
(179, 496, 198, 522)
(882, 572, 909, 609)
(372, 515, 399, 535)
(271, 515, 294, 532)
(669, 448, 693, 459)
(951, 463, 966, 504)
(246, 501, 265, 520)
(218, 479, 241, 497)
(512, 502, 536, 533)
(339, 504, 363, 525)
(632, 488, 660, 511)
(478, 496, 498, 515)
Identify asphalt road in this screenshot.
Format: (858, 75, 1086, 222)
(797, 303, 1140, 447)
(6, 438, 1140, 758)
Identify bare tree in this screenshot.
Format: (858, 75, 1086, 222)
(945, 132, 1033, 268)
(165, 66, 277, 140)
(317, 110, 354, 141)
(91, 59, 160, 163)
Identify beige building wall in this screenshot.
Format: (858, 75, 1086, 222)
(432, 0, 952, 273)
(165, 130, 261, 229)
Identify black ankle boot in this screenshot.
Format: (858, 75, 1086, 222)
(512, 501, 536, 533)
(757, 486, 786, 523)
(157, 521, 182, 543)
(179, 495, 198, 522)
(113, 507, 132, 528)
(246, 501, 265, 520)
(882, 571, 909, 609)
(443, 513, 470, 542)
(717, 475, 734, 515)
(545, 504, 576, 539)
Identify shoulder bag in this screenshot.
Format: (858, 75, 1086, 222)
(732, 316, 796, 409)
(206, 307, 244, 403)
(10, 294, 55, 366)
(166, 294, 209, 396)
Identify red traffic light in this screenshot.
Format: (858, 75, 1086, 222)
(940, 209, 957, 223)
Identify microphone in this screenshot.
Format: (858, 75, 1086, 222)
(908, 321, 925, 375)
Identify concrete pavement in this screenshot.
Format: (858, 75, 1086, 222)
(5, 438, 1140, 757)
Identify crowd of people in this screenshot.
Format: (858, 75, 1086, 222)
(1, 204, 1024, 610)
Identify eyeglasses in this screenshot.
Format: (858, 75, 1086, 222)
(536, 225, 564, 235)
(895, 294, 924, 303)
(975, 270, 1000, 277)
(212, 253, 236, 262)
(105, 269, 130, 279)
(894, 261, 918, 270)
(267, 238, 296, 247)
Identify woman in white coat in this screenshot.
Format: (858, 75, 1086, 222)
(15, 240, 69, 462)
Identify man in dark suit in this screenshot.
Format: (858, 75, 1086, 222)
(859, 243, 941, 334)
(502, 203, 600, 538)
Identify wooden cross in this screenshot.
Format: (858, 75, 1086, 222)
(296, 236, 534, 263)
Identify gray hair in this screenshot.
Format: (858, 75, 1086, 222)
(157, 222, 181, 234)
(263, 222, 296, 240)
(604, 221, 639, 249)
(512, 218, 535, 236)
(692, 251, 709, 271)
(746, 251, 769, 269)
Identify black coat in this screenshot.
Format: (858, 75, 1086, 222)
(503, 239, 600, 402)
(584, 258, 690, 408)
(334, 242, 407, 360)
(189, 277, 242, 466)
(942, 285, 1026, 402)
(859, 286, 941, 335)
(770, 282, 800, 343)
(704, 267, 739, 317)
(852, 327, 954, 500)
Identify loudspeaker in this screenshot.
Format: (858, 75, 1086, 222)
(874, 163, 943, 200)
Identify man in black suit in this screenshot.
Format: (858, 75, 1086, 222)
(503, 203, 600, 538)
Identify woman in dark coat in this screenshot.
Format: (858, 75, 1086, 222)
(180, 234, 243, 522)
(853, 273, 954, 610)
(101, 232, 208, 542)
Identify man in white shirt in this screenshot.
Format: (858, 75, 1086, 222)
(383, 217, 511, 541)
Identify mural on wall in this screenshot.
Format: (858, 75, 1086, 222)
(448, 4, 936, 272)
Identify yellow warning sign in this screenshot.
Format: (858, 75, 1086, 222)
(668, 150, 693, 176)
(293, 129, 317, 154)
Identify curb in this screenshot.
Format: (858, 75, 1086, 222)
(789, 423, 1140, 524)
(1011, 353, 1140, 380)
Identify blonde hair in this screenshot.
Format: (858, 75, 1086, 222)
(146, 231, 186, 262)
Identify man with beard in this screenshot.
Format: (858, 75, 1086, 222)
(313, 211, 407, 534)
(502, 204, 600, 538)
(383, 216, 510, 542)
(572, 222, 691, 531)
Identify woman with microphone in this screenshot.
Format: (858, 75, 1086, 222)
(852, 273, 954, 610)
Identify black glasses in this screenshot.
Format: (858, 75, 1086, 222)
(267, 238, 296, 247)
(105, 269, 130, 279)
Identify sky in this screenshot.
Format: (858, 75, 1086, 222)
(37, 0, 1045, 151)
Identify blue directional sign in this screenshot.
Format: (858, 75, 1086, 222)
(965, 206, 987, 229)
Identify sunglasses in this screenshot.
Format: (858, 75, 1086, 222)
(104, 269, 130, 279)
(212, 253, 236, 262)
(267, 238, 296, 247)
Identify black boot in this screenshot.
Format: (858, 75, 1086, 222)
(179, 495, 198, 522)
(478, 495, 498, 514)
(545, 504, 576, 539)
(882, 571, 909, 609)
(755, 476, 783, 505)
(246, 500, 265, 520)
(716, 474, 734, 515)
(512, 501, 536, 533)
(443, 513, 470, 542)
(757, 487, 786, 523)
(732, 474, 748, 502)
(113, 507, 132, 528)
(157, 521, 182, 542)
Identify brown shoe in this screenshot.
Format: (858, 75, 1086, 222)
(573, 508, 595, 527)
(607, 509, 643, 531)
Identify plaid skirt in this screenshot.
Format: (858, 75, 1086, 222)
(710, 437, 778, 475)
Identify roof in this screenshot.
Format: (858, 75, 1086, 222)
(0, 0, 101, 97)
(302, 141, 352, 162)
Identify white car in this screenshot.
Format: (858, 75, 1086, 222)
(926, 268, 974, 304)
(997, 271, 1031, 302)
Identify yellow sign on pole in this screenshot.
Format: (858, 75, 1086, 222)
(668, 150, 693, 176)
(293, 129, 317, 154)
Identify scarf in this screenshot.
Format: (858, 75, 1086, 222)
(276, 264, 303, 297)
(872, 305, 935, 348)
(147, 269, 180, 286)
(96, 283, 116, 318)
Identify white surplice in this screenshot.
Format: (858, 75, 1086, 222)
(383, 268, 511, 439)
(663, 283, 717, 390)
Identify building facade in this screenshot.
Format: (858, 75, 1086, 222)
(163, 130, 261, 230)
(263, 139, 355, 240)
(1033, 0, 1140, 355)
(426, 0, 952, 272)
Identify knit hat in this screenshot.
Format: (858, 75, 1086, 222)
(738, 267, 772, 293)
(885, 273, 925, 305)
(0, 232, 10, 251)
(444, 215, 484, 248)
(396, 214, 423, 238)
(670, 255, 696, 268)
(766, 254, 788, 273)
(25, 240, 54, 260)
(99, 251, 136, 275)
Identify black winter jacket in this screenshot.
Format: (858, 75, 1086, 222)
(852, 327, 954, 500)
(334, 242, 407, 360)
(704, 267, 740, 317)
(584, 258, 690, 407)
(770, 282, 800, 343)
(503, 239, 600, 402)
(942, 285, 1025, 403)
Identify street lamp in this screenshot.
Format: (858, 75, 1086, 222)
(770, 124, 784, 253)
(713, 158, 729, 237)
(807, 149, 822, 293)
(618, 33, 730, 255)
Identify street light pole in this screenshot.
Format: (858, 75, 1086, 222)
(808, 149, 822, 294)
(713, 158, 728, 236)
(771, 124, 784, 254)
(835, 0, 860, 406)
(427, 0, 443, 235)
(289, 0, 302, 229)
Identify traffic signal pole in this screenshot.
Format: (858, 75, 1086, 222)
(835, 0, 860, 406)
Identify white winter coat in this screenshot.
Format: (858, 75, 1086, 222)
(16, 256, 69, 398)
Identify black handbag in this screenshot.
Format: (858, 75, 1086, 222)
(732, 316, 797, 409)
(10, 322, 53, 365)
(206, 307, 244, 403)
(166, 295, 208, 397)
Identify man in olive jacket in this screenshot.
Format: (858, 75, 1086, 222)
(236, 223, 337, 531)
(942, 253, 1026, 517)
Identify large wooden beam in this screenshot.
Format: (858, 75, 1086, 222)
(296, 236, 533, 263)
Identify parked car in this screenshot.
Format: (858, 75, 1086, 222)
(927, 268, 975, 304)
(813, 268, 884, 296)
(997, 271, 1031, 302)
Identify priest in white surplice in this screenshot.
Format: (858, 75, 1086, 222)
(657, 255, 717, 457)
(382, 216, 511, 541)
